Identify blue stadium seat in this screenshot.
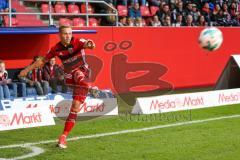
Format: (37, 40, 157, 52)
(8, 83, 17, 98)
(16, 81, 52, 97)
(16, 82, 26, 97)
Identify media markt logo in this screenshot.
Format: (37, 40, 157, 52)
(0, 114, 10, 126)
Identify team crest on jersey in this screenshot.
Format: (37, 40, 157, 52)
(68, 47, 74, 54)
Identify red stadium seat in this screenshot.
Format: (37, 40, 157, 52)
(55, 4, 67, 13)
(73, 18, 85, 27)
(41, 4, 54, 13)
(80, 4, 94, 13)
(140, 6, 151, 17)
(150, 6, 159, 16)
(117, 5, 128, 17)
(89, 18, 98, 26)
(68, 4, 80, 14)
(59, 18, 72, 26)
(3, 16, 18, 26)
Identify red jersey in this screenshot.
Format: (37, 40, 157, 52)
(46, 37, 88, 73)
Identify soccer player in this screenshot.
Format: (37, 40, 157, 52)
(19, 26, 96, 149)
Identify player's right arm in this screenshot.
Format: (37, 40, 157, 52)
(18, 47, 56, 78)
(18, 57, 47, 77)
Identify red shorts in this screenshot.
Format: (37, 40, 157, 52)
(65, 67, 90, 103)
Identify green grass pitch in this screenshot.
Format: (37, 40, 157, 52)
(0, 102, 240, 160)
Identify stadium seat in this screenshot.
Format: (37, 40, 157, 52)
(89, 18, 98, 26)
(59, 18, 72, 26)
(41, 4, 54, 13)
(3, 16, 18, 26)
(55, 4, 67, 13)
(140, 6, 151, 17)
(117, 5, 128, 17)
(19, 83, 52, 97)
(68, 4, 80, 14)
(80, 4, 94, 13)
(18, 81, 67, 97)
(73, 18, 85, 27)
(150, 6, 159, 16)
(9, 83, 18, 98)
(16, 82, 26, 97)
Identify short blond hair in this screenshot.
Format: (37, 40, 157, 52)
(0, 60, 5, 65)
(59, 25, 72, 33)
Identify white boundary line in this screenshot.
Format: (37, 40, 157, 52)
(0, 146, 44, 160)
(0, 114, 240, 160)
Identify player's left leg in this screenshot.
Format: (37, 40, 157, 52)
(58, 100, 81, 149)
(57, 69, 90, 149)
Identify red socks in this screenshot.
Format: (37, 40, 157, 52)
(63, 111, 77, 136)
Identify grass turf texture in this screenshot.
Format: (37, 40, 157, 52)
(0, 102, 239, 160)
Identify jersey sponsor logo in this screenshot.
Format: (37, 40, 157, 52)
(62, 55, 80, 64)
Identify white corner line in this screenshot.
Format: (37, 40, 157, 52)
(0, 145, 44, 160)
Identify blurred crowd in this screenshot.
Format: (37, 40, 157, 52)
(101, 0, 240, 26)
(0, 57, 67, 99)
(0, 58, 110, 99)
(1, 0, 240, 27)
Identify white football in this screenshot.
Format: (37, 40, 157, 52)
(199, 27, 223, 51)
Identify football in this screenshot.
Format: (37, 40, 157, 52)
(199, 27, 223, 51)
